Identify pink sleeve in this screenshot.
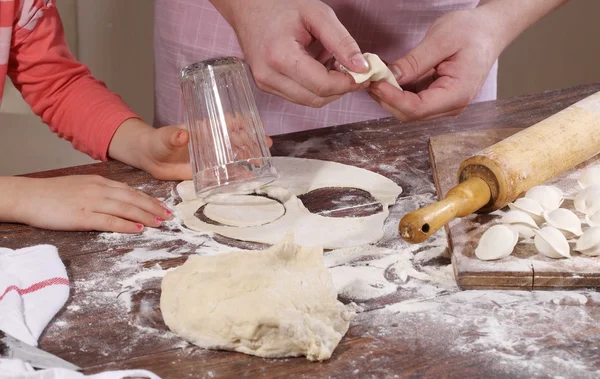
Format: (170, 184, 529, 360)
(8, 1, 140, 161)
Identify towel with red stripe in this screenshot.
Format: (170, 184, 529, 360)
(0, 245, 69, 347)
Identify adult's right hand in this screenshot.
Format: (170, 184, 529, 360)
(211, 0, 369, 108)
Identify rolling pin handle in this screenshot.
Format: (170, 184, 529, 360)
(399, 177, 492, 243)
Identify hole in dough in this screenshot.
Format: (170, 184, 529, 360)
(297, 187, 383, 218)
(196, 194, 286, 228)
(194, 204, 225, 226)
(176, 157, 403, 249)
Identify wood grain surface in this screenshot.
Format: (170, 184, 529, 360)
(430, 128, 600, 290)
(2, 84, 600, 378)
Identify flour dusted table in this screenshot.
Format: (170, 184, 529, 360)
(2, 84, 600, 378)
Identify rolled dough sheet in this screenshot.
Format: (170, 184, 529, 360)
(176, 157, 403, 249)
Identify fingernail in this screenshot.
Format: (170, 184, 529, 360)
(390, 65, 402, 82)
(350, 53, 369, 72)
(164, 208, 172, 217)
(136, 224, 144, 231)
(333, 61, 344, 71)
(155, 217, 163, 225)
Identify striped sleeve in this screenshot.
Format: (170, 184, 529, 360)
(7, 0, 140, 160)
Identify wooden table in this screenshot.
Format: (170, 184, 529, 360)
(2, 84, 600, 378)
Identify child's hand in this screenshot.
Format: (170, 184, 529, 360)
(139, 124, 193, 180)
(2, 176, 172, 233)
(109, 120, 192, 180)
(109, 119, 273, 181)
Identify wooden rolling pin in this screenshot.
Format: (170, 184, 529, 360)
(400, 91, 600, 243)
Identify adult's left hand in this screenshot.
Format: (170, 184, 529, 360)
(367, 8, 501, 121)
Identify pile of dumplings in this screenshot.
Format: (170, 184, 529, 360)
(476, 165, 600, 261)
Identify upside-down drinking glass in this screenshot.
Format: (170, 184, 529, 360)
(180, 57, 277, 199)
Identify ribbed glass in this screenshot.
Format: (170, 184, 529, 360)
(180, 57, 277, 199)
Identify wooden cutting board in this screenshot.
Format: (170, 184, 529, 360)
(429, 128, 600, 290)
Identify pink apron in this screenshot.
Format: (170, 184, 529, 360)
(153, 0, 497, 135)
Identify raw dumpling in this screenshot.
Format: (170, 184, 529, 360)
(475, 224, 519, 261)
(578, 165, 600, 189)
(585, 211, 600, 227)
(543, 208, 583, 239)
(341, 53, 402, 90)
(525, 185, 563, 211)
(508, 198, 545, 225)
(574, 226, 600, 256)
(534, 226, 571, 259)
(574, 185, 600, 215)
(499, 210, 539, 239)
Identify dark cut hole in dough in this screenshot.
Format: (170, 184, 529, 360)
(298, 187, 383, 218)
(194, 204, 225, 226)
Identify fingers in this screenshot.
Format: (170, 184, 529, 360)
(88, 176, 172, 222)
(414, 69, 440, 93)
(248, 4, 364, 107)
(94, 198, 163, 228)
(138, 125, 192, 181)
(83, 213, 144, 234)
(265, 136, 273, 148)
(148, 163, 194, 182)
(106, 185, 172, 221)
(368, 77, 471, 121)
(389, 35, 451, 86)
(98, 177, 166, 208)
(256, 71, 343, 108)
(82, 183, 173, 233)
(303, 4, 368, 73)
(160, 125, 189, 148)
(279, 51, 362, 99)
(315, 49, 334, 66)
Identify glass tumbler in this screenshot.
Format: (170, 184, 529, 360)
(180, 57, 277, 199)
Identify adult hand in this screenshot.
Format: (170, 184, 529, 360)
(368, 0, 568, 122)
(3, 176, 172, 233)
(367, 9, 501, 121)
(211, 0, 368, 107)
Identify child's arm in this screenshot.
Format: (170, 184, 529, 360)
(8, 1, 139, 161)
(8, 1, 197, 180)
(0, 175, 172, 233)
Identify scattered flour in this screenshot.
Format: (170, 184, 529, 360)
(118, 264, 173, 290)
(41, 174, 600, 378)
(124, 248, 183, 263)
(385, 299, 440, 313)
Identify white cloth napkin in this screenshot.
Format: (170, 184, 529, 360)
(0, 245, 162, 379)
(0, 245, 69, 346)
(0, 359, 161, 378)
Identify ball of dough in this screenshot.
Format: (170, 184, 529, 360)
(160, 234, 354, 361)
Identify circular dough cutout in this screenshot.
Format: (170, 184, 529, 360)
(203, 195, 285, 227)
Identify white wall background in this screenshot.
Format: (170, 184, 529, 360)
(0, 0, 153, 175)
(0, 0, 599, 175)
